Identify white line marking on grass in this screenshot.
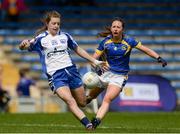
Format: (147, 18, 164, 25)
(102, 126, 180, 131)
(1, 123, 180, 131)
(1, 123, 82, 128)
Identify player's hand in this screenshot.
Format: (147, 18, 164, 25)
(93, 60, 106, 67)
(19, 40, 30, 50)
(93, 60, 109, 72)
(157, 56, 167, 67)
(101, 61, 109, 72)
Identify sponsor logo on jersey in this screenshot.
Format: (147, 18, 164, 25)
(121, 45, 127, 50)
(51, 40, 58, 46)
(47, 49, 66, 58)
(60, 39, 66, 44)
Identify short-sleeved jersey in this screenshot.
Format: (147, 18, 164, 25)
(28, 31, 78, 75)
(95, 35, 142, 75)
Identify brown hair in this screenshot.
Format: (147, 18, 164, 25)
(98, 17, 125, 37)
(35, 10, 61, 36)
(19, 68, 29, 78)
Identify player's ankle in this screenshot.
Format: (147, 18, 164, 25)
(91, 117, 101, 129)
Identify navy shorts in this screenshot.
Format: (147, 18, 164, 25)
(47, 65, 83, 92)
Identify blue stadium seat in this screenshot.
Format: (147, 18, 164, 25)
(1, 29, 180, 37)
(21, 56, 39, 62)
(131, 65, 180, 71)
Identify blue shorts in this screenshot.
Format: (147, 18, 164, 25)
(47, 65, 83, 92)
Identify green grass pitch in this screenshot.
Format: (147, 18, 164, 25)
(0, 112, 180, 133)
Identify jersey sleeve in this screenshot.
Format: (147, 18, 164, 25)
(128, 37, 142, 48)
(95, 39, 106, 55)
(28, 38, 40, 52)
(66, 33, 78, 50)
(28, 33, 45, 52)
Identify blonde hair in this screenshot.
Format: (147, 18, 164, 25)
(35, 10, 61, 36)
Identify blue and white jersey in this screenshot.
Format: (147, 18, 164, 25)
(28, 31, 78, 75)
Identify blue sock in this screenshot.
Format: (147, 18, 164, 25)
(80, 117, 90, 127)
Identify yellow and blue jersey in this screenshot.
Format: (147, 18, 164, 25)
(95, 35, 142, 75)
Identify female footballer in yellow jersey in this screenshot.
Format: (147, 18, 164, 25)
(88, 18, 167, 129)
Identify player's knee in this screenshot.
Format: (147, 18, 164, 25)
(103, 96, 112, 104)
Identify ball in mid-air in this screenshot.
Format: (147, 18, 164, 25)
(82, 72, 101, 89)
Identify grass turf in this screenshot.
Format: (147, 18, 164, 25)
(0, 112, 180, 133)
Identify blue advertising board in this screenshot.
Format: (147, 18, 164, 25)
(98, 75, 177, 112)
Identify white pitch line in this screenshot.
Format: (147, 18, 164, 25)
(1, 123, 180, 131)
(1, 123, 80, 128)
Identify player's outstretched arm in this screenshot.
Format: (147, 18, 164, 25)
(75, 46, 106, 67)
(137, 45, 167, 67)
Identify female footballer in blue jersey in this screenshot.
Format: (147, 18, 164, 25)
(87, 18, 167, 129)
(19, 10, 105, 130)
